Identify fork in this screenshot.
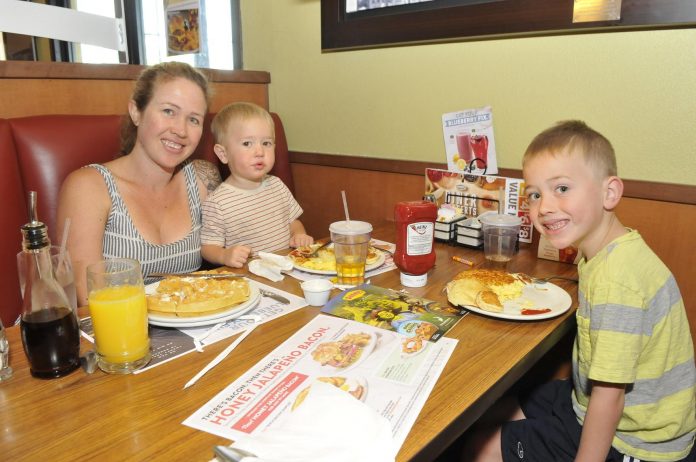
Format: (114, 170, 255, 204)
(371, 242, 394, 255)
(184, 315, 261, 389)
(532, 276, 579, 284)
(299, 239, 331, 258)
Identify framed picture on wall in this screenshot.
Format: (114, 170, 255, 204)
(322, 0, 696, 51)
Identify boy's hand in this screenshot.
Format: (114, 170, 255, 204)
(223, 245, 252, 268)
(290, 233, 314, 248)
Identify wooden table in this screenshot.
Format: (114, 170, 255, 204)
(0, 227, 578, 461)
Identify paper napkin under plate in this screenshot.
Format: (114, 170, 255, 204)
(248, 252, 294, 282)
(215, 380, 397, 462)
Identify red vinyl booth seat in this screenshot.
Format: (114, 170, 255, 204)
(0, 113, 294, 325)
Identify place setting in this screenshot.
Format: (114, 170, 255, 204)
(445, 269, 573, 321)
(145, 270, 262, 328)
(285, 193, 397, 287)
(78, 266, 307, 375)
(444, 213, 574, 321)
(287, 238, 395, 283)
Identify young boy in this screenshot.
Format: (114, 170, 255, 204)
(201, 102, 313, 268)
(464, 121, 696, 462)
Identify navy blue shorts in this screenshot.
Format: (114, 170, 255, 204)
(500, 379, 696, 462)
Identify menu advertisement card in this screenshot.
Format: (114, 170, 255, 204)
(166, 0, 200, 55)
(424, 168, 533, 243)
(321, 284, 467, 341)
(184, 315, 457, 451)
(442, 106, 498, 175)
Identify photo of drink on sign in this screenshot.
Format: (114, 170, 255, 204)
(442, 106, 498, 175)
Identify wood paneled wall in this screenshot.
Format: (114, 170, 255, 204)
(0, 61, 270, 117)
(291, 152, 696, 345)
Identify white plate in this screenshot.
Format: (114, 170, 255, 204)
(291, 249, 386, 276)
(147, 282, 261, 328)
(311, 331, 378, 373)
(459, 281, 572, 321)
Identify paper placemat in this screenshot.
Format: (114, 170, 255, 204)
(185, 315, 457, 452)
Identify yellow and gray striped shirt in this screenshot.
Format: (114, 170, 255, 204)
(572, 229, 695, 461)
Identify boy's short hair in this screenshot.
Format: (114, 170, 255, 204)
(523, 120, 617, 178)
(211, 102, 275, 144)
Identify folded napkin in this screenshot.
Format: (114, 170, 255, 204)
(223, 381, 397, 462)
(248, 252, 294, 282)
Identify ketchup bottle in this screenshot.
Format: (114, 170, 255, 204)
(393, 201, 437, 287)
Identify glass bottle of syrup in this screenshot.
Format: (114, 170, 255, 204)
(19, 192, 80, 378)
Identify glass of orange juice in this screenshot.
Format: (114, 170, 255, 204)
(87, 258, 150, 374)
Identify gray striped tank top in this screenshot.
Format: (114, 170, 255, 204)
(90, 162, 202, 284)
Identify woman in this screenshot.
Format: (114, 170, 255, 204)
(57, 62, 221, 306)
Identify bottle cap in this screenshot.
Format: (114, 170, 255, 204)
(400, 272, 428, 288)
(21, 222, 49, 250)
(21, 191, 49, 250)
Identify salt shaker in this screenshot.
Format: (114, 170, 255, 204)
(0, 318, 12, 381)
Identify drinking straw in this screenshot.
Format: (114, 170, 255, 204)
(341, 190, 351, 224)
(57, 217, 71, 271)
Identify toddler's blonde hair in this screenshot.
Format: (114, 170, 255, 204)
(211, 102, 275, 144)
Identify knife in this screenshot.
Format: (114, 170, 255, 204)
(184, 321, 259, 389)
(150, 272, 246, 279)
(258, 288, 291, 304)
